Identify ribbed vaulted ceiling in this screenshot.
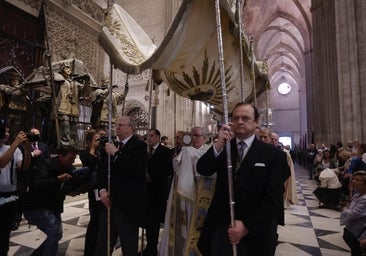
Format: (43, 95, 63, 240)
(243, 0, 311, 96)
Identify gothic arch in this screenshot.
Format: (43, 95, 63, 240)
(120, 99, 149, 135)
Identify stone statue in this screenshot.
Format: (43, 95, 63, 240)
(90, 77, 109, 129)
(90, 77, 128, 130)
(55, 62, 83, 145)
(0, 72, 29, 139)
(99, 84, 127, 128)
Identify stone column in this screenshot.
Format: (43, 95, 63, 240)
(311, 0, 366, 144)
(335, 0, 366, 143)
(311, 0, 340, 144)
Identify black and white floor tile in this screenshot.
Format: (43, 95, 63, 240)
(9, 164, 351, 256)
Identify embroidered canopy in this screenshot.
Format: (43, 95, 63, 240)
(100, 0, 269, 112)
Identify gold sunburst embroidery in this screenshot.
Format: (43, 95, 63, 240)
(164, 50, 234, 104)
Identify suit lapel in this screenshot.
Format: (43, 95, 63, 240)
(121, 135, 135, 152)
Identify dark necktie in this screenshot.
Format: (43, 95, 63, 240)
(149, 147, 155, 157)
(32, 142, 38, 150)
(118, 141, 124, 149)
(238, 141, 246, 161)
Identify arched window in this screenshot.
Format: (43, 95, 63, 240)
(127, 107, 148, 135)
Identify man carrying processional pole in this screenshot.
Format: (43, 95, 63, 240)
(95, 0, 277, 255)
(195, 1, 286, 256)
(95, 3, 147, 252)
(95, 85, 148, 255)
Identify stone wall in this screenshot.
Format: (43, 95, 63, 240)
(311, 0, 366, 144)
(335, 0, 366, 143)
(311, 0, 341, 145)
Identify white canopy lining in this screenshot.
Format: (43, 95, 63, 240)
(99, 0, 268, 112)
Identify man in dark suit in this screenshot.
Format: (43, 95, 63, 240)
(96, 116, 148, 256)
(28, 128, 50, 160)
(142, 128, 173, 256)
(196, 102, 284, 256)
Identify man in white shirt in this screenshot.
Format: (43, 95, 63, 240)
(0, 125, 30, 256)
(313, 168, 342, 210)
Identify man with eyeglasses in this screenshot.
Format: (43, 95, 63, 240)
(196, 102, 285, 256)
(159, 127, 212, 256)
(96, 116, 148, 256)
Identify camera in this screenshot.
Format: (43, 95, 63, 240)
(25, 133, 40, 142)
(97, 135, 116, 147)
(98, 135, 109, 146)
(61, 167, 95, 194)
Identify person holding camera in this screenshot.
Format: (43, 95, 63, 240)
(11, 128, 50, 232)
(0, 125, 31, 256)
(28, 128, 50, 160)
(80, 129, 103, 256)
(22, 145, 79, 256)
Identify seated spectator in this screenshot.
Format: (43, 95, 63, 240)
(337, 149, 352, 174)
(346, 140, 354, 151)
(340, 171, 366, 256)
(313, 149, 323, 169)
(336, 149, 353, 205)
(313, 168, 342, 210)
(362, 143, 366, 164)
(314, 148, 337, 180)
(348, 144, 366, 175)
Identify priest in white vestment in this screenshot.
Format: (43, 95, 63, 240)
(159, 127, 215, 256)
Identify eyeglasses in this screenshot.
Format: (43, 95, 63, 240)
(118, 124, 130, 127)
(192, 134, 203, 137)
(232, 116, 253, 122)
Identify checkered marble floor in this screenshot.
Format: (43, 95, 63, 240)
(8, 164, 351, 256)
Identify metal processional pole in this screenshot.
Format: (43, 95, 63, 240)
(250, 36, 257, 107)
(106, 63, 114, 256)
(214, 0, 237, 255)
(236, 0, 246, 102)
(104, 0, 114, 254)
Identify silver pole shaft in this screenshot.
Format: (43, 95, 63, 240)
(107, 63, 113, 256)
(214, 1, 237, 255)
(236, 0, 245, 102)
(250, 36, 257, 106)
(105, 0, 113, 253)
(148, 70, 153, 128)
(265, 81, 269, 127)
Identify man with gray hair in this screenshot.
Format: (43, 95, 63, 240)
(96, 116, 148, 256)
(160, 126, 213, 256)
